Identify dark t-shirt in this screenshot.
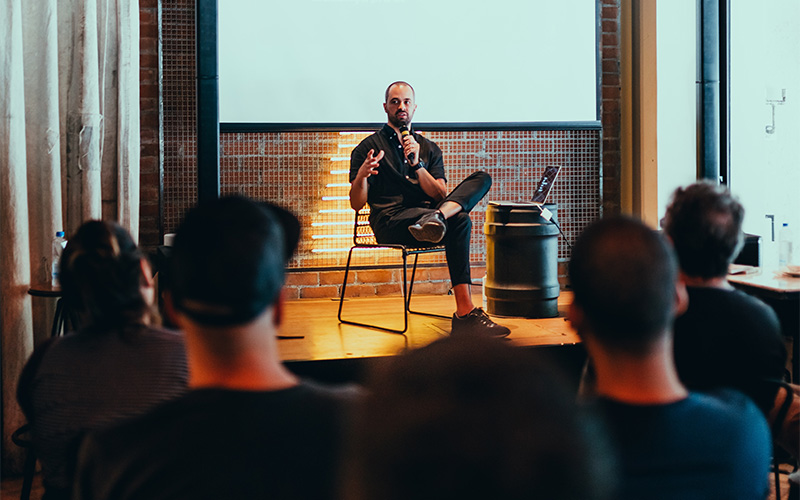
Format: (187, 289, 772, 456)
(17, 326, 188, 500)
(73, 382, 360, 500)
(350, 124, 445, 228)
(673, 286, 786, 413)
(595, 390, 771, 500)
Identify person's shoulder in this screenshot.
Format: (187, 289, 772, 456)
(685, 286, 780, 330)
(353, 129, 383, 149)
(691, 286, 773, 314)
(86, 391, 197, 454)
(725, 286, 780, 317)
(687, 389, 768, 429)
(137, 324, 186, 344)
(687, 390, 772, 481)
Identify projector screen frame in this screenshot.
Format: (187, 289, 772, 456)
(222, 121, 602, 133)
(195, 0, 602, 203)
(207, 0, 603, 133)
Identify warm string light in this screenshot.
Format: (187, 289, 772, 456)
(310, 134, 368, 254)
(319, 209, 352, 214)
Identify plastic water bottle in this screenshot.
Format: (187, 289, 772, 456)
(481, 275, 487, 310)
(778, 223, 793, 268)
(51, 231, 67, 286)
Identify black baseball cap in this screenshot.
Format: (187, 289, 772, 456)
(168, 195, 301, 326)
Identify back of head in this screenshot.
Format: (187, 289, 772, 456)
(60, 220, 150, 330)
(168, 195, 300, 327)
(569, 216, 678, 352)
(661, 181, 744, 279)
(349, 336, 615, 500)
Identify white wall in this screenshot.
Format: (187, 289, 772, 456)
(729, 0, 800, 268)
(656, 0, 698, 224)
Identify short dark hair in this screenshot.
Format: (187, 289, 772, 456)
(60, 221, 150, 330)
(662, 181, 744, 279)
(569, 216, 678, 352)
(384, 81, 415, 102)
(348, 336, 616, 500)
(168, 195, 300, 326)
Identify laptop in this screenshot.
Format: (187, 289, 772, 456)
(529, 165, 561, 206)
(488, 165, 561, 219)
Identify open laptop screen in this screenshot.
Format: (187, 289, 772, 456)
(530, 165, 561, 204)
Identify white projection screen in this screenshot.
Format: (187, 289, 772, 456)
(218, 0, 599, 129)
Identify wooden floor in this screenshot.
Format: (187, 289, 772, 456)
(279, 289, 580, 363)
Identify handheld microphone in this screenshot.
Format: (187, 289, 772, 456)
(398, 125, 416, 163)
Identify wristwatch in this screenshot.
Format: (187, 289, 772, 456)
(413, 160, 426, 171)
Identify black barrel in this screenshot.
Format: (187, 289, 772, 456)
(484, 202, 560, 318)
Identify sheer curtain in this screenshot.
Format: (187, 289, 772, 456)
(0, 0, 140, 471)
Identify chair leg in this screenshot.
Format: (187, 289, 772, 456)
(12, 424, 35, 500)
(406, 253, 418, 312)
(51, 298, 64, 337)
(338, 247, 408, 334)
(406, 253, 451, 320)
(337, 247, 355, 323)
(20, 448, 35, 500)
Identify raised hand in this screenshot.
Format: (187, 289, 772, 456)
(359, 148, 385, 179)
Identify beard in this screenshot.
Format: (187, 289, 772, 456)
(388, 111, 410, 128)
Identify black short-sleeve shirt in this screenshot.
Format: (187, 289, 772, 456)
(350, 125, 445, 227)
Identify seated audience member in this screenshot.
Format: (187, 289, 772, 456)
(663, 182, 797, 460)
(662, 181, 787, 413)
(73, 196, 359, 500)
(569, 216, 772, 500)
(16, 221, 188, 500)
(345, 335, 616, 500)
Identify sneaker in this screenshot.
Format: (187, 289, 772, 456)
(409, 211, 446, 243)
(451, 308, 511, 338)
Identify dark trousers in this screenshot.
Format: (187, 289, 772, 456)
(373, 171, 492, 286)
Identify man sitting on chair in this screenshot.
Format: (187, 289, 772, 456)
(349, 81, 509, 337)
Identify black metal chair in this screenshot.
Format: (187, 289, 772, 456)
(763, 377, 799, 498)
(338, 207, 449, 333)
(11, 424, 36, 500)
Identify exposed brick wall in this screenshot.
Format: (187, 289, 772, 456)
(146, 1, 624, 296)
(285, 265, 484, 300)
(139, 0, 161, 250)
(218, 130, 600, 270)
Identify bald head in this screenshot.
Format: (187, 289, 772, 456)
(384, 81, 415, 102)
(569, 216, 679, 352)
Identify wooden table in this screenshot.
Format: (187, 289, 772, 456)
(27, 283, 71, 337)
(728, 267, 800, 381)
(727, 266, 800, 298)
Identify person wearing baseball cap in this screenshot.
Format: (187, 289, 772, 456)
(74, 195, 359, 500)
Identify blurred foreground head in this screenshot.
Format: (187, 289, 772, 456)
(569, 216, 680, 354)
(168, 195, 300, 327)
(348, 336, 616, 500)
